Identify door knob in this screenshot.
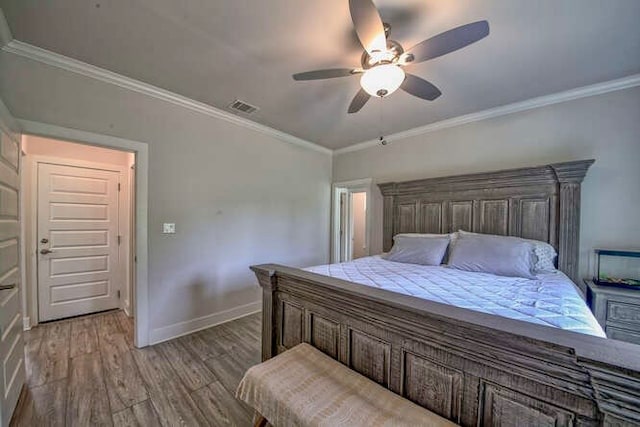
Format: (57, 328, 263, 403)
(40, 238, 49, 244)
(40, 249, 53, 255)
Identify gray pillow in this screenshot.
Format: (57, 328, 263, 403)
(457, 230, 557, 272)
(394, 233, 455, 263)
(447, 233, 537, 279)
(384, 235, 450, 266)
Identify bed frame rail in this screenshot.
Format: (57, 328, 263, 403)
(252, 264, 640, 427)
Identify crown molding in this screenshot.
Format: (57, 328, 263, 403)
(2, 40, 332, 156)
(0, 96, 21, 140)
(334, 73, 640, 156)
(0, 8, 13, 47)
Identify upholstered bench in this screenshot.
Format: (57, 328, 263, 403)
(236, 343, 457, 427)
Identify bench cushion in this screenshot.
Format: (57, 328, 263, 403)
(236, 343, 457, 427)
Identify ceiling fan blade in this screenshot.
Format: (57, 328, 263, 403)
(401, 74, 442, 101)
(406, 20, 489, 64)
(293, 68, 357, 81)
(348, 88, 371, 113)
(349, 0, 387, 55)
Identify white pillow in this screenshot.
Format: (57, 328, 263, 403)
(456, 230, 557, 273)
(385, 235, 450, 266)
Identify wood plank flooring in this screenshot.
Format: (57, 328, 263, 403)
(11, 311, 261, 426)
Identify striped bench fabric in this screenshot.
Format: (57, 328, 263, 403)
(236, 343, 457, 427)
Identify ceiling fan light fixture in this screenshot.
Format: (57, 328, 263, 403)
(360, 64, 405, 97)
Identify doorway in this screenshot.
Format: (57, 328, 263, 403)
(22, 135, 135, 325)
(351, 192, 367, 259)
(332, 179, 373, 263)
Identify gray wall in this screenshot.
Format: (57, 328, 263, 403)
(334, 87, 640, 280)
(0, 51, 331, 338)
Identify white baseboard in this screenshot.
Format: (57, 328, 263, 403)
(123, 299, 132, 317)
(148, 301, 262, 345)
(23, 316, 31, 331)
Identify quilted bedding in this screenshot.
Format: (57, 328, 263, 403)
(305, 256, 605, 337)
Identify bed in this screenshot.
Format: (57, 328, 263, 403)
(251, 159, 640, 426)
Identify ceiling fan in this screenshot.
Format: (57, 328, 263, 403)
(292, 0, 489, 113)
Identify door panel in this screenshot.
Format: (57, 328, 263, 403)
(50, 255, 109, 276)
(38, 163, 120, 322)
(0, 127, 23, 427)
(50, 280, 109, 303)
(50, 203, 109, 220)
(50, 230, 108, 247)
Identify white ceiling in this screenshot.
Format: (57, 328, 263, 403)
(1, 0, 639, 149)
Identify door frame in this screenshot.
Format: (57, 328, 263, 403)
(0, 101, 24, 427)
(19, 120, 150, 347)
(27, 156, 129, 323)
(338, 189, 348, 262)
(331, 178, 373, 263)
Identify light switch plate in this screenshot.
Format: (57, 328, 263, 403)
(163, 223, 176, 234)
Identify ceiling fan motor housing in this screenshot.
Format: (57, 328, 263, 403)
(361, 39, 404, 68)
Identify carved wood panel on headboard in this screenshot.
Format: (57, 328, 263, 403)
(378, 160, 594, 283)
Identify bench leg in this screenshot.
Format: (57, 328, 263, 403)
(253, 413, 268, 427)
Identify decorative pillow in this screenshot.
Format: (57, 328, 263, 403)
(384, 235, 450, 266)
(448, 232, 537, 279)
(457, 230, 556, 272)
(531, 244, 557, 272)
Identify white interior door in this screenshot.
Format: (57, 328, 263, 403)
(37, 162, 120, 322)
(0, 129, 24, 427)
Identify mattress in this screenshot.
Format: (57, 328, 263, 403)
(305, 256, 605, 337)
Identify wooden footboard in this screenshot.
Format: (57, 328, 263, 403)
(251, 264, 640, 427)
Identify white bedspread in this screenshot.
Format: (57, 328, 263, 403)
(305, 256, 605, 337)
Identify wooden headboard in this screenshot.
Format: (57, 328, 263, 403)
(378, 159, 594, 283)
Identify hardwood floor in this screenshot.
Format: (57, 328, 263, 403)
(11, 311, 261, 426)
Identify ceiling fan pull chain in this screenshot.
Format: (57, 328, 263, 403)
(378, 98, 388, 146)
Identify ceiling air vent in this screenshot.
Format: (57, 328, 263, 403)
(228, 99, 259, 115)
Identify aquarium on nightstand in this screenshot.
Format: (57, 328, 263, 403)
(594, 249, 640, 289)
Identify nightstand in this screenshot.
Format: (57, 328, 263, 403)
(585, 279, 640, 345)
